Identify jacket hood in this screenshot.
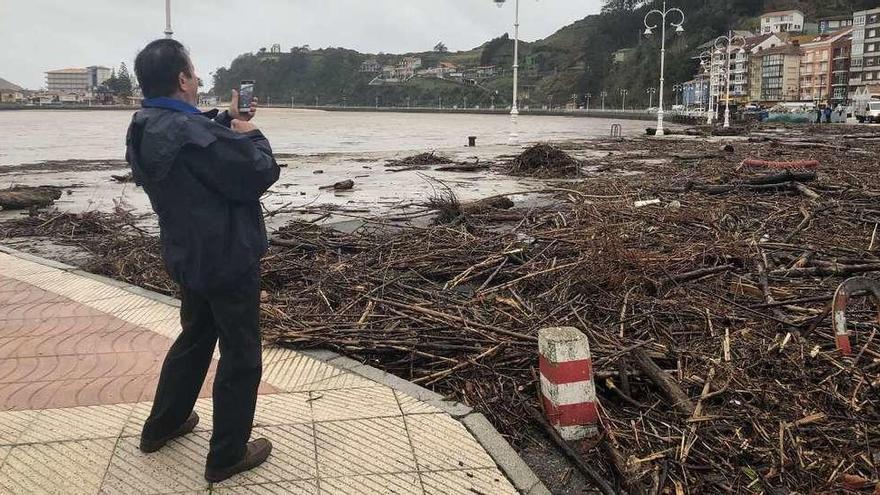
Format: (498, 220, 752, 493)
(126, 108, 218, 183)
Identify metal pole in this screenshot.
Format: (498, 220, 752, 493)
(656, 1, 667, 135)
(707, 56, 714, 125)
(509, 0, 520, 145)
(164, 0, 173, 38)
(724, 32, 733, 128)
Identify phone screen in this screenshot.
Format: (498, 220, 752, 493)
(239, 81, 255, 112)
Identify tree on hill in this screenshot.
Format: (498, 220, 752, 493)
(434, 42, 448, 53)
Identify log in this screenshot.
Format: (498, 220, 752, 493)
(741, 158, 820, 170)
(630, 348, 696, 416)
(0, 186, 62, 210)
(435, 163, 490, 172)
(769, 263, 880, 278)
(319, 179, 354, 191)
(701, 171, 818, 195)
(746, 170, 817, 186)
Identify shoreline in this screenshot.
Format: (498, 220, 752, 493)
(0, 102, 662, 121)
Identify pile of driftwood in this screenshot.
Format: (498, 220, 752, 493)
(385, 151, 455, 172)
(4, 125, 880, 493)
(507, 143, 582, 178)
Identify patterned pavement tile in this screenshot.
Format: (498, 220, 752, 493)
(420, 468, 517, 495)
(0, 285, 67, 306)
(315, 417, 417, 478)
(0, 315, 144, 338)
(212, 479, 318, 494)
(0, 351, 166, 383)
(319, 472, 423, 495)
(0, 300, 106, 320)
(85, 294, 159, 315)
(310, 387, 400, 422)
(19, 403, 133, 443)
(261, 354, 345, 392)
(0, 374, 158, 411)
(102, 435, 209, 494)
(0, 410, 36, 445)
(394, 391, 444, 416)
(0, 438, 116, 495)
(404, 414, 496, 472)
(113, 305, 179, 328)
(254, 392, 312, 427)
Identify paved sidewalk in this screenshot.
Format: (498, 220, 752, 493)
(0, 250, 528, 494)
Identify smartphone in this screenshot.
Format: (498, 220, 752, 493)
(239, 80, 255, 113)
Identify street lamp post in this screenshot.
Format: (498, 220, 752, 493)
(494, 0, 521, 144)
(646, 87, 657, 109)
(619, 89, 629, 110)
(164, 0, 173, 38)
(644, 1, 685, 137)
(699, 50, 714, 124)
(600, 91, 607, 111)
(714, 31, 746, 128)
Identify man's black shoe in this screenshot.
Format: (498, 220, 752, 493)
(139, 412, 200, 453)
(205, 438, 273, 483)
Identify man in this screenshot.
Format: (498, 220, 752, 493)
(126, 38, 280, 483)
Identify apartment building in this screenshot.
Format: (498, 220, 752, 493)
(800, 29, 853, 103)
(45, 66, 111, 94)
(819, 15, 854, 34)
(761, 10, 806, 34)
(850, 7, 880, 93)
(758, 44, 804, 102)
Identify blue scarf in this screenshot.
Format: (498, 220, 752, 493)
(141, 97, 200, 114)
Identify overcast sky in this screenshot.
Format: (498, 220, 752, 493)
(0, 0, 602, 90)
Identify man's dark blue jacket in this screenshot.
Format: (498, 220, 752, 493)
(125, 98, 280, 293)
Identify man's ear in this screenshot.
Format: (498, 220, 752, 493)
(178, 71, 189, 92)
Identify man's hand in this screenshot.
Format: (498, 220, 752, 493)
(229, 89, 258, 122)
(231, 119, 259, 134)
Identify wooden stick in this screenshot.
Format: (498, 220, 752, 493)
(631, 348, 696, 416)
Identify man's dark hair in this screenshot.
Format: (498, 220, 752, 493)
(134, 39, 192, 99)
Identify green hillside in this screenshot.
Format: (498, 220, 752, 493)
(211, 0, 877, 109)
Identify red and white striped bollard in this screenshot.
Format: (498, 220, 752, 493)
(539, 327, 598, 440)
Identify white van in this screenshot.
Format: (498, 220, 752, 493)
(855, 100, 880, 123)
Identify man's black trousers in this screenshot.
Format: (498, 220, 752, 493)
(142, 268, 263, 470)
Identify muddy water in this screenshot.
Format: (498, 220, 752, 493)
(0, 109, 653, 231)
(0, 108, 649, 167)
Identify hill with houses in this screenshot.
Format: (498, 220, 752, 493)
(210, 0, 878, 110)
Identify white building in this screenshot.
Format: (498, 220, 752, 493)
(45, 66, 111, 94)
(761, 10, 806, 34)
